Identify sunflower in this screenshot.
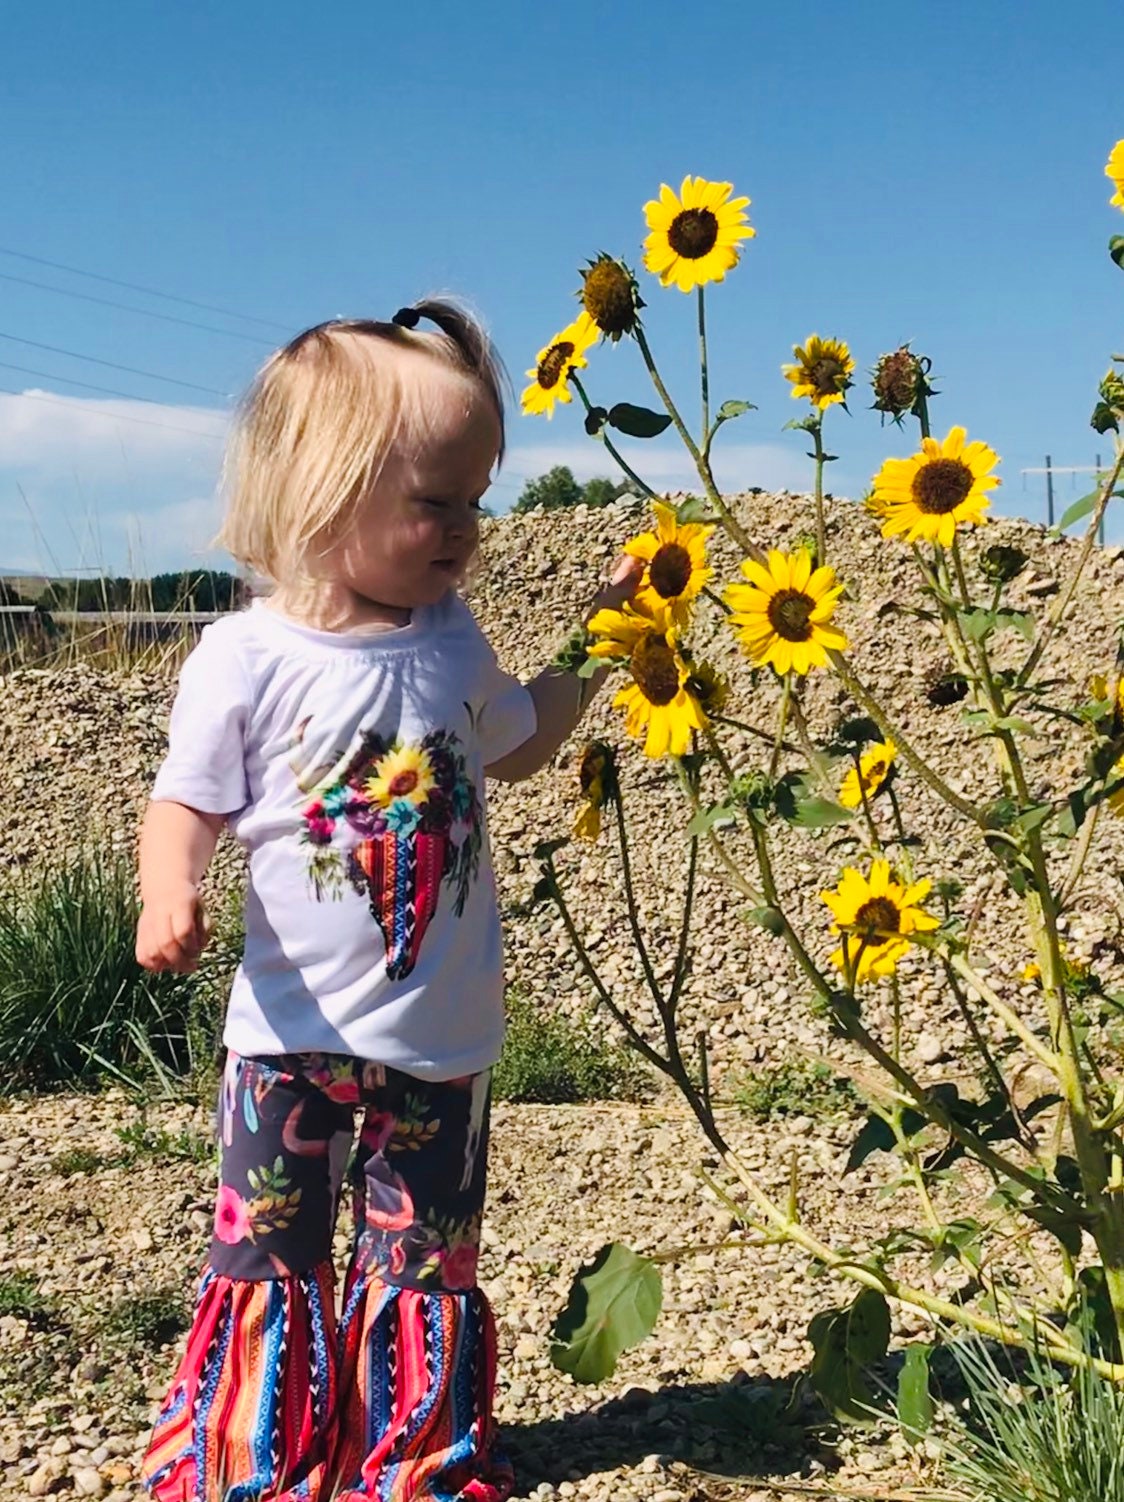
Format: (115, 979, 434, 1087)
(839, 740, 897, 810)
(783, 335, 855, 410)
(871, 426, 1000, 548)
(624, 500, 713, 623)
(723, 549, 848, 675)
(1107, 140, 1124, 210)
(521, 312, 599, 419)
(586, 602, 707, 758)
(642, 175, 755, 292)
(366, 745, 435, 808)
(821, 859, 938, 984)
(684, 658, 728, 718)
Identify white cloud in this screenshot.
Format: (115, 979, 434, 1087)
(0, 389, 228, 575)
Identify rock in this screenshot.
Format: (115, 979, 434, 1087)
(916, 1033, 946, 1065)
(71, 1469, 107, 1498)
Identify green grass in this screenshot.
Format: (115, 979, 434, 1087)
(0, 845, 241, 1096)
(51, 1120, 214, 1176)
(932, 1335, 1124, 1502)
(493, 988, 652, 1104)
(730, 1059, 859, 1120)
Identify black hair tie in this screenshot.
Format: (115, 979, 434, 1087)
(391, 307, 421, 329)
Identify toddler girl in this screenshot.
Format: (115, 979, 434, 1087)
(135, 303, 639, 1501)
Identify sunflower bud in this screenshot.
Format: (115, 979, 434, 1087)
(871, 345, 933, 424)
(1091, 366, 1124, 435)
(579, 254, 643, 342)
(979, 544, 1028, 585)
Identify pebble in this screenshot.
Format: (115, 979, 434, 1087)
(71, 1469, 107, 1498)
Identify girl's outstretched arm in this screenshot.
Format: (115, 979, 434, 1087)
(136, 800, 224, 973)
(485, 555, 642, 782)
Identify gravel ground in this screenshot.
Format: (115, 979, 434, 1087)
(0, 1087, 960, 1501)
(3, 489, 1124, 1496)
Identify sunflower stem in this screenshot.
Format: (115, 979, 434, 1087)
(768, 673, 792, 781)
(570, 374, 657, 499)
(812, 419, 827, 565)
(788, 691, 836, 797)
(916, 386, 932, 442)
(1018, 441, 1124, 689)
(633, 323, 756, 556)
(697, 287, 709, 438)
(612, 789, 667, 1014)
(827, 651, 986, 825)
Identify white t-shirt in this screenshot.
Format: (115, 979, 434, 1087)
(151, 594, 537, 1079)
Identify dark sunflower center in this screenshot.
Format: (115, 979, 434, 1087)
(854, 896, 901, 939)
(668, 207, 719, 260)
(388, 770, 418, 797)
(810, 357, 846, 396)
(649, 542, 692, 599)
(537, 341, 575, 391)
(766, 589, 814, 642)
(911, 458, 973, 515)
(630, 636, 679, 707)
(583, 260, 636, 336)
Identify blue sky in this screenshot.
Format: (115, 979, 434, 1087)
(1, 0, 1121, 573)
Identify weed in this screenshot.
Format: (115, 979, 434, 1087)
(95, 1288, 190, 1350)
(0, 1271, 53, 1321)
(493, 988, 652, 1104)
(50, 1146, 108, 1176)
(730, 1059, 859, 1120)
(115, 1119, 214, 1164)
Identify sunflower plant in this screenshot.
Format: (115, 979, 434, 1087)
(525, 155, 1124, 1434)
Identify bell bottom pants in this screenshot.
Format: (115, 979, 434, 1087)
(140, 1051, 514, 1502)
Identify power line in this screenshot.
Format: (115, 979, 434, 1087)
(0, 245, 289, 335)
(0, 385, 227, 442)
(0, 331, 230, 397)
(0, 271, 275, 346)
(0, 360, 228, 407)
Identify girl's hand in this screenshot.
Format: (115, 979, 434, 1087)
(586, 553, 644, 620)
(136, 881, 211, 974)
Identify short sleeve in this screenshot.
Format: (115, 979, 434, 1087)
(151, 621, 252, 815)
(475, 636, 538, 767)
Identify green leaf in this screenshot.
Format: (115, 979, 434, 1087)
(686, 802, 738, 838)
(675, 496, 712, 524)
(897, 1344, 934, 1443)
(549, 1243, 662, 1383)
(994, 610, 1034, 641)
(1110, 235, 1124, 271)
(774, 771, 853, 829)
(957, 607, 996, 642)
(607, 403, 673, 439)
(745, 905, 785, 936)
(1055, 490, 1099, 532)
(808, 1289, 891, 1427)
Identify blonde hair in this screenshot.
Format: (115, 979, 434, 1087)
(218, 300, 507, 586)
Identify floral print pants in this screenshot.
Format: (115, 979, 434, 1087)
(141, 1051, 513, 1502)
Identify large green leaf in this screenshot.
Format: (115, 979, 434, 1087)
(897, 1343, 934, 1443)
(1055, 491, 1098, 532)
(808, 1288, 891, 1426)
(607, 403, 673, 439)
(550, 1242, 662, 1383)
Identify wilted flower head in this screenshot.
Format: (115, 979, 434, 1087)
(684, 658, 728, 718)
(1092, 366, 1124, 435)
(924, 666, 968, 707)
(579, 254, 643, 341)
(574, 741, 617, 841)
(871, 345, 934, 424)
(979, 544, 1029, 585)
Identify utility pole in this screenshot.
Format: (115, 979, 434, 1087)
(1045, 454, 1054, 528)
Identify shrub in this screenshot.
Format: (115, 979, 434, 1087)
(493, 988, 652, 1103)
(95, 1289, 190, 1350)
(0, 845, 240, 1094)
(512, 465, 630, 514)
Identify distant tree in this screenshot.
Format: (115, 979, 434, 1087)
(148, 570, 243, 611)
(0, 578, 23, 607)
(581, 476, 631, 509)
(513, 466, 631, 513)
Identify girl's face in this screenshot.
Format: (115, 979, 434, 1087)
(321, 360, 501, 613)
